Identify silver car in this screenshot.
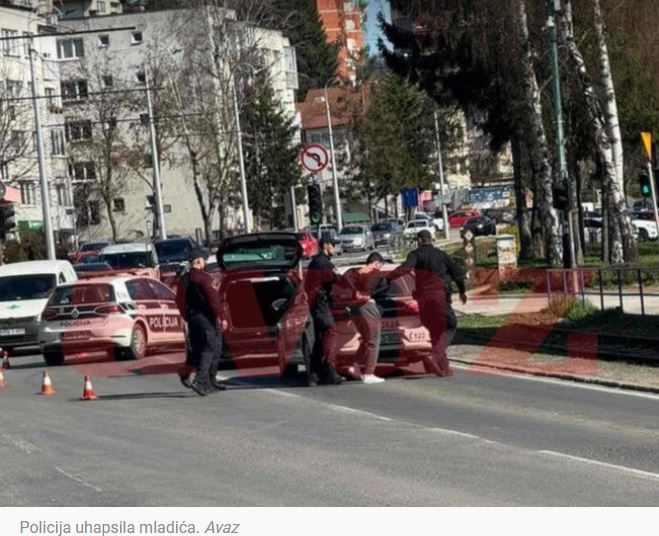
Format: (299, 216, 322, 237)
(371, 221, 402, 246)
(339, 225, 375, 252)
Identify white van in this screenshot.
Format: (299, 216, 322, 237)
(0, 260, 77, 352)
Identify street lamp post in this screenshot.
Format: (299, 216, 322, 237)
(231, 72, 252, 233)
(324, 79, 343, 232)
(433, 110, 450, 240)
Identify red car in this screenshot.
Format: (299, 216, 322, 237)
(448, 210, 480, 228)
(297, 229, 319, 259)
(68, 241, 110, 263)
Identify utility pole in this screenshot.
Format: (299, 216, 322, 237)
(145, 66, 167, 240)
(28, 42, 56, 260)
(324, 81, 343, 232)
(546, 0, 576, 268)
(231, 77, 251, 233)
(433, 110, 450, 240)
(290, 186, 299, 231)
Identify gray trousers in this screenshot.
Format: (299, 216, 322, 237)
(349, 300, 382, 375)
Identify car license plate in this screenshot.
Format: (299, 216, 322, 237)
(62, 331, 91, 341)
(0, 328, 26, 336)
(381, 332, 400, 345)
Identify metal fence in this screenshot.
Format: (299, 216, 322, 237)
(546, 266, 659, 316)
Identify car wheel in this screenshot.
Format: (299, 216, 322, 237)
(115, 323, 147, 361)
(43, 350, 64, 367)
(639, 228, 649, 241)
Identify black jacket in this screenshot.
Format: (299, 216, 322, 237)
(390, 244, 466, 300)
(304, 252, 337, 312)
(175, 267, 224, 323)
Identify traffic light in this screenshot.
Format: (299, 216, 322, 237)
(639, 172, 651, 197)
(146, 194, 155, 212)
(0, 204, 17, 241)
(552, 179, 569, 211)
(307, 184, 322, 225)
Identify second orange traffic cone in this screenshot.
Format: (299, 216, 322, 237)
(80, 375, 97, 401)
(0, 368, 5, 389)
(40, 370, 56, 396)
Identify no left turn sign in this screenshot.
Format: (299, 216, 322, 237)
(300, 145, 329, 173)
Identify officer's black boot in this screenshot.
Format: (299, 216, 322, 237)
(190, 379, 215, 396)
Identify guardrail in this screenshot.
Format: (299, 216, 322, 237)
(546, 266, 659, 316)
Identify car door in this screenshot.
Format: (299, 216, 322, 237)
(125, 278, 162, 344)
(147, 279, 185, 343)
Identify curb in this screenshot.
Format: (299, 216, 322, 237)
(449, 356, 659, 395)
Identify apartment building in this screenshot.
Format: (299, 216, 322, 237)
(316, 0, 363, 83)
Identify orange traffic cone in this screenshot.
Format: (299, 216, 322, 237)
(80, 375, 97, 401)
(0, 368, 5, 389)
(40, 370, 56, 396)
(1, 350, 10, 370)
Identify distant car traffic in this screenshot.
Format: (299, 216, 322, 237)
(0, 260, 77, 353)
(297, 229, 319, 259)
(448, 210, 480, 228)
(413, 212, 444, 232)
(155, 237, 206, 287)
(371, 221, 402, 247)
(99, 242, 160, 278)
(68, 241, 111, 263)
(403, 220, 435, 240)
(39, 275, 185, 366)
(630, 212, 658, 241)
(483, 208, 514, 225)
(215, 232, 312, 377)
(339, 225, 375, 252)
(460, 216, 496, 237)
(312, 228, 343, 255)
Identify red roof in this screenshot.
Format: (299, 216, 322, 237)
(297, 86, 369, 131)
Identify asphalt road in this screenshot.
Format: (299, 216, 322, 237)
(1, 349, 657, 506)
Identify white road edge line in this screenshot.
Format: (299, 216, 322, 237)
(450, 363, 659, 401)
(538, 450, 659, 482)
(54, 466, 103, 493)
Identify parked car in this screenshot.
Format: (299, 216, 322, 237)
(413, 212, 444, 232)
(448, 210, 480, 228)
(297, 229, 319, 259)
(0, 260, 77, 353)
(483, 208, 514, 225)
(155, 237, 205, 287)
(430, 210, 446, 231)
(38, 275, 185, 366)
(403, 220, 435, 240)
(73, 262, 114, 277)
(371, 221, 402, 247)
(68, 241, 111, 263)
(339, 225, 375, 252)
(215, 232, 312, 377)
(99, 243, 160, 278)
(312, 228, 343, 255)
(630, 212, 658, 241)
(460, 216, 497, 237)
(333, 264, 431, 370)
(385, 218, 406, 227)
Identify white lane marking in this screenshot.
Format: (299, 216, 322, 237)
(538, 450, 659, 482)
(0, 434, 43, 455)
(328, 403, 393, 422)
(450, 362, 659, 402)
(54, 466, 103, 492)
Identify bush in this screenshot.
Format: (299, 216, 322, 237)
(2, 230, 47, 263)
(563, 298, 599, 322)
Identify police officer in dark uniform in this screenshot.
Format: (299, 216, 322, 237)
(175, 248, 227, 396)
(389, 229, 467, 376)
(304, 236, 343, 385)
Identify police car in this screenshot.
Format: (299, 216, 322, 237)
(38, 275, 185, 366)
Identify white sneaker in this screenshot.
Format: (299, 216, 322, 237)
(361, 374, 385, 385)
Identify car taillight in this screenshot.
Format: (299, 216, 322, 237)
(43, 308, 58, 321)
(95, 304, 123, 315)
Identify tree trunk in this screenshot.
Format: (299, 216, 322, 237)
(593, 0, 624, 190)
(103, 196, 118, 242)
(560, 0, 637, 264)
(601, 184, 609, 262)
(517, 0, 562, 266)
(531, 186, 545, 260)
(511, 133, 532, 261)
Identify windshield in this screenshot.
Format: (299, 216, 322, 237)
(74, 263, 112, 272)
(81, 242, 108, 252)
(155, 240, 191, 262)
(371, 223, 390, 231)
(340, 226, 363, 235)
(101, 252, 153, 269)
(221, 244, 298, 268)
(0, 274, 57, 301)
(467, 217, 481, 224)
(50, 284, 115, 306)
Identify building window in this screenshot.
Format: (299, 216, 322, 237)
(283, 46, 297, 73)
(10, 130, 27, 151)
(44, 87, 55, 107)
(89, 200, 101, 224)
(97, 1, 106, 13)
(61, 80, 88, 102)
(343, 2, 353, 12)
(51, 129, 66, 156)
(1, 29, 19, 56)
(135, 70, 146, 85)
(65, 119, 93, 142)
(6, 80, 21, 97)
(57, 38, 84, 59)
(55, 184, 70, 206)
(20, 182, 36, 205)
(69, 162, 96, 182)
(0, 162, 9, 182)
(345, 19, 356, 31)
(22, 31, 30, 56)
(102, 75, 113, 88)
(113, 198, 125, 212)
(131, 31, 143, 45)
(98, 34, 109, 47)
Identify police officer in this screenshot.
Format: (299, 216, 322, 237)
(175, 248, 227, 396)
(389, 230, 467, 377)
(304, 236, 343, 385)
